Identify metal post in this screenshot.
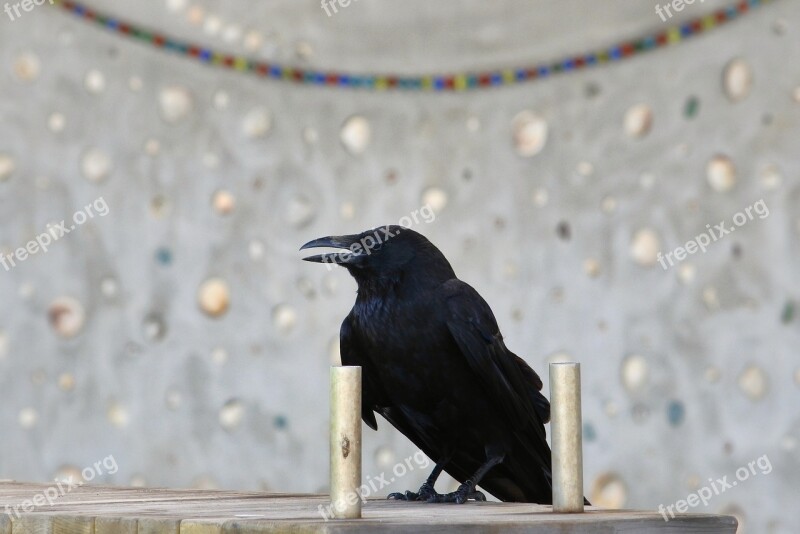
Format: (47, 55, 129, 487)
(330, 366, 362, 519)
(549, 362, 585, 513)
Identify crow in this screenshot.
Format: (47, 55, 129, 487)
(301, 225, 557, 504)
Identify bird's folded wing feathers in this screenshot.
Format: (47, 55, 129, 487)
(340, 315, 380, 430)
(512, 353, 551, 424)
(442, 279, 550, 443)
(340, 314, 442, 459)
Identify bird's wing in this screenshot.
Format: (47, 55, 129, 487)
(339, 314, 381, 430)
(441, 279, 550, 443)
(340, 313, 443, 463)
(512, 353, 551, 424)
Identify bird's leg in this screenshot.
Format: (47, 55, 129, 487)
(432, 454, 504, 504)
(387, 459, 447, 502)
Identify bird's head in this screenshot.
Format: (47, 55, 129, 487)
(300, 225, 454, 284)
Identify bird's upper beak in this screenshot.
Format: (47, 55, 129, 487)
(300, 234, 364, 264)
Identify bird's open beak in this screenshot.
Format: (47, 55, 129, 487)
(300, 234, 363, 264)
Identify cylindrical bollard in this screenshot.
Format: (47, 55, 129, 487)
(330, 366, 362, 519)
(549, 362, 585, 513)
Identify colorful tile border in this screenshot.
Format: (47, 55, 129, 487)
(52, 0, 773, 92)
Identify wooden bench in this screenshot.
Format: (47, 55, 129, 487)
(0, 482, 737, 533)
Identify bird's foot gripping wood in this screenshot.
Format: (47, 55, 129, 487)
(389, 480, 486, 504)
(387, 481, 439, 502)
(428, 480, 486, 504)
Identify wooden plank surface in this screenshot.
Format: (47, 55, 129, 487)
(0, 483, 737, 533)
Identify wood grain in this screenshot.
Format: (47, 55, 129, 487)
(0, 483, 737, 533)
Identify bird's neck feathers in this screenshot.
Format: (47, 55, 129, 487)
(351, 269, 441, 324)
(350, 248, 456, 296)
(349, 244, 455, 326)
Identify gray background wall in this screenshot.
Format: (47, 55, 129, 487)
(0, 1, 798, 532)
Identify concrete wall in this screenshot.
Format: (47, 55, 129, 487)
(0, 1, 798, 532)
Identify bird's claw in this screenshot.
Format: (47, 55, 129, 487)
(387, 491, 417, 501)
(469, 490, 487, 502)
(429, 482, 486, 504)
(388, 482, 439, 502)
(388, 480, 486, 504)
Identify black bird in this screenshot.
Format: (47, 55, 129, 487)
(301, 226, 556, 504)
